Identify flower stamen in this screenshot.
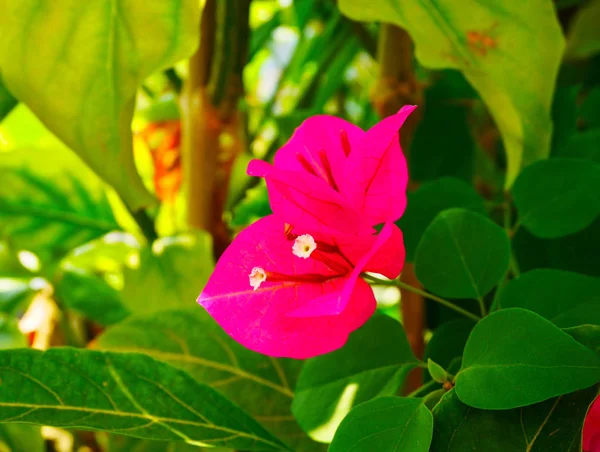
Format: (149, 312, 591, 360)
(292, 234, 317, 259)
(248, 267, 267, 290)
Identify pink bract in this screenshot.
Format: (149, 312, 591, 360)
(248, 105, 416, 237)
(584, 395, 600, 452)
(197, 215, 404, 358)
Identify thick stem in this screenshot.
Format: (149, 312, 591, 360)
(182, 0, 250, 257)
(374, 24, 424, 392)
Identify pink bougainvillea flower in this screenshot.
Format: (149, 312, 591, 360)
(584, 395, 600, 452)
(248, 105, 416, 238)
(197, 214, 405, 358)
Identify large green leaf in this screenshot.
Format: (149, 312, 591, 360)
(414, 208, 510, 299)
(0, 348, 288, 451)
(103, 434, 226, 452)
(339, 0, 564, 187)
(397, 178, 486, 261)
(512, 158, 600, 238)
(95, 308, 322, 452)
(0, 167, 118, 259)
(0, 1, 200, 210)
(455, 308, 600, 409)
(329, 397, 433, 452)
(565, 324, 600, 356)
(495, 269, 600, 327)
(291, 314, 420, 443)
(122, 233, 213, 314)
(431, 386, 599, 451)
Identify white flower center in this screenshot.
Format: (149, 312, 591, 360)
(292, 234, 317, 259)
(248, 267, 267, 291)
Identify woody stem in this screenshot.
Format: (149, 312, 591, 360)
(363, 274, 481, 323)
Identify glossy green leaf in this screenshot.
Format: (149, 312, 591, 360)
(495, 269, 600, 327)
(414, 208, 510, 299)
(0, 1, 201, 210)
(423, 319, 474, 382)
(0, 167, 118, 259)
(122, 233, 213, 314)
(339, 0, 564, 187)
(397, 178, 486, 261)
(455, 308, 600, 409)
(95, 308, 321, 452)
(0, 78, 17, 122)
(291, 314, 420, 443)
(0, 348, 288, 451)
(103, 434, 225, 452)
(329, 397, 433, 452)
(432, 386, 598, 452)
(512, 158, 600, 238)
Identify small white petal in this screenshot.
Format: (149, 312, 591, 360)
(292, 234, 317, 259)
(249, 267, 267, 291)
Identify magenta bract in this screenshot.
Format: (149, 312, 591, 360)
(198, 106, 416, 358)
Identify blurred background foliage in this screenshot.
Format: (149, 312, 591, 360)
(0, 0, 598, 450)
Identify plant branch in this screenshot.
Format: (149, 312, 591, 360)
(364, 274, 481, 323)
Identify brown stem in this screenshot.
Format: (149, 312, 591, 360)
(182, 0, 250, 258)
(374, 24, 424, 393)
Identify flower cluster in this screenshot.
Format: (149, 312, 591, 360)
(198, 106, 416, 359)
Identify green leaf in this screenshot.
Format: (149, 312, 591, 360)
(102, 434, 225, 452)
(512, 158, 600, 238)
(423, 319, 474, 382)
(95, 308, 321, 452)
(513, 219, 600, 278)
(329, 397, 433, 452)
(0, 315, 27, 349)
(229, 183, 272, 229)
(0, 425, 45, 452)
(564, 0, 600, 60)
(455, 308, 600, 409)
(55, 268, 129, 326)
(495, 269, 600, 327)
(0, 168, 119, 259)
(564, 324, 600, 356)
(291, 314, 420, 443)
(0, 1, 201, 210)
(581, 86, 600, 129)
(338, 0, 564, 187)
(122, 232, 213, 314)
(556, 129, 600, 164)
(431, 386, 599, 451)
(0, 278, 35, 315)
(414, 208, 510, 299)
(0, 348, 288, 451)
(0, 78, 17, 122)
(397, 178, 486, 262)
(427, 360, 448, 384)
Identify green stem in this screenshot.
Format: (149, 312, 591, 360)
(364, 274, 481, 323)
(476, 297, 487, 317)
(129, 208, 158, 243)
(406, 379, 439, 398)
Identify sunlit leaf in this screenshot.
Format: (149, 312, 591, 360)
(339, 0, 564, 187)
(330, 397, 433, 452)
(0, 167, 119, 260)
(122, 232, 213, 314)
(0, 348, 288, 451)
(95, 308, 323, 452)
(0, 0, 201, 210)
(291, 314, 420, 443)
